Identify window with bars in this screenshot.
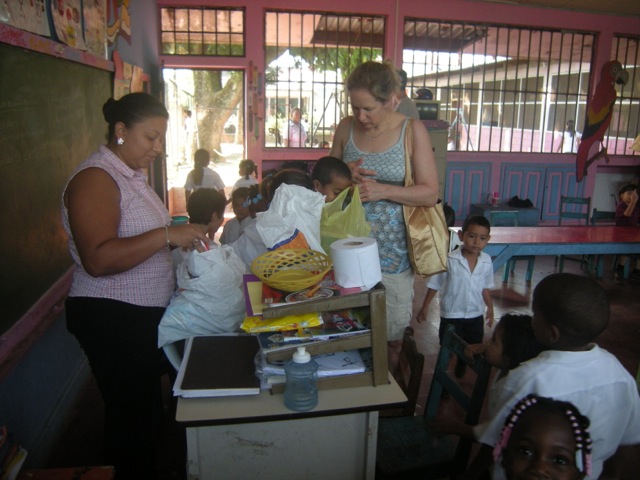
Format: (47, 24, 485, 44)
(609, 35, 640, 155)
(264, 10, 385, 148)
(402, 19, 596, 154)
(160, 6, 245, 56)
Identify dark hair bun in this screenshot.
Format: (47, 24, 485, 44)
(102, 98, 118, 123)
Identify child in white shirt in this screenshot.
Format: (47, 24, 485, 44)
(232, 159, 259, 192)
(172, 188, 226, 269)
(418, 215, 495, 377)
(220, 187, 251, 245)
(463, 273, 640, 479)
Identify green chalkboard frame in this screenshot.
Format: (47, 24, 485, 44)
(0, 42, 112, 335)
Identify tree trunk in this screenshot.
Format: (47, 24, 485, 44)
(193, 70, 243, 162)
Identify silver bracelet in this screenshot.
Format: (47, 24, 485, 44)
(165, 225, 171, 249)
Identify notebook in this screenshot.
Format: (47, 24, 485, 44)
(173, 335, 261, 398)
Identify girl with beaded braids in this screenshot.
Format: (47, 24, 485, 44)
(494, 394, 593, 480)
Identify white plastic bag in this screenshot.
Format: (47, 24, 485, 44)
(256, 184, 325, 252)
(158, 245, 248, 347)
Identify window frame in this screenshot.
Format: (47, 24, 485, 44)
(159, 6, 246, 57)
(402, 18, 596, 154)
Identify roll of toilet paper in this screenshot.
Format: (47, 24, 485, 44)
(330, 237, 382, 289)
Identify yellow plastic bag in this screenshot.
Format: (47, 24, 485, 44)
(240, 312, 323, 333)
(320, 185, 371, 253)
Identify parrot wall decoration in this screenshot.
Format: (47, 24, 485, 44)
(575, 60, 629, 182)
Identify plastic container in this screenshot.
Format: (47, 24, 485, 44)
(284, 347, 318, 412)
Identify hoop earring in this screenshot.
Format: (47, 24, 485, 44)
(117, 137, 124, 146)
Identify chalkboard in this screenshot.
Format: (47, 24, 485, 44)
(0, 42, 111, 335)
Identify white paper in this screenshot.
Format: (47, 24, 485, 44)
(261, 349, 366, 378)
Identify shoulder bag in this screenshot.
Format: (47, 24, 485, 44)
(402, 119, 449, 277)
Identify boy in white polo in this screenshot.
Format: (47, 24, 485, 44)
(417, 215, 495, 377)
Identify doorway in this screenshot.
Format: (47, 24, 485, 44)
(163, 68, 245, 215)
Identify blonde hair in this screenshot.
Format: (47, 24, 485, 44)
(346, 60, 400, 103)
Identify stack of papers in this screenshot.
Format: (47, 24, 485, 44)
(260, 349, 367, 385)
(256, 308, 370, 355)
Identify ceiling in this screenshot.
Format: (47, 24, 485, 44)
(471, 0, 640, 18)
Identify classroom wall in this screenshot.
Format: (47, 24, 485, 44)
(0, 0, 638, 470)
(0, 308, 89, 468)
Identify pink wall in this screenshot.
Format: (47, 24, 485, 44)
(159, 0, 640, 192)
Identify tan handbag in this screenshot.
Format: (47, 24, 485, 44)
(402, 119, 449, 277)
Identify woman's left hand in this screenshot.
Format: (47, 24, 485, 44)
(358, 178, 386, 202)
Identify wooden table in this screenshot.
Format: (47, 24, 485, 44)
(449, 226, 640, 272)
(177, 375, 406, 480)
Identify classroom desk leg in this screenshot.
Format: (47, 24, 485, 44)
(185, 411, 379, 480)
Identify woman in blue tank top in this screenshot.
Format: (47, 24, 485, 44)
(330, 60, 439, 369)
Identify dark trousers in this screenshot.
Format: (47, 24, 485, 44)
(438, 315, 484, 345)
(66, 297, 165, 480)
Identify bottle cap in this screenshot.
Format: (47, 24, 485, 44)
(293, 346, 311, 363)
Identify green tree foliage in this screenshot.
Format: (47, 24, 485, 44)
(264, 46, 382, 117)
(265, 46, 381, 82)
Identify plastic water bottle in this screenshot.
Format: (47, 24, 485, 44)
(284, 347, 318, 412)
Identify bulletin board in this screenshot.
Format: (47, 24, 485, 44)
(0, 42, 111, 335)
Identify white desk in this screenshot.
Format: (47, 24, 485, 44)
(177, 375, 406, 480)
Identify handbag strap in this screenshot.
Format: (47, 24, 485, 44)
(403, 118, 414, 187)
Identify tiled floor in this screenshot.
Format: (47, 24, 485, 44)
(43, 255, 640, 479)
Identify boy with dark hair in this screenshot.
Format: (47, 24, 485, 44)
(172, 188, 227, 269)
(311, 156, 353, 203)
(464, 273, 640, 479)
(615, 183, 639, 226)
(417, 215, 495, 377)
(186, 188, 226, 243)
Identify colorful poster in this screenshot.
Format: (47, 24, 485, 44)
(112, 49, 129, 99)
(1, 0, 50, 36)
(112, 50, 145, 98)
(130, 64, 144, 93)
(48, 0, 87, 50)
(106, 0, 130, 47)
(83, 0, 107, 58)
